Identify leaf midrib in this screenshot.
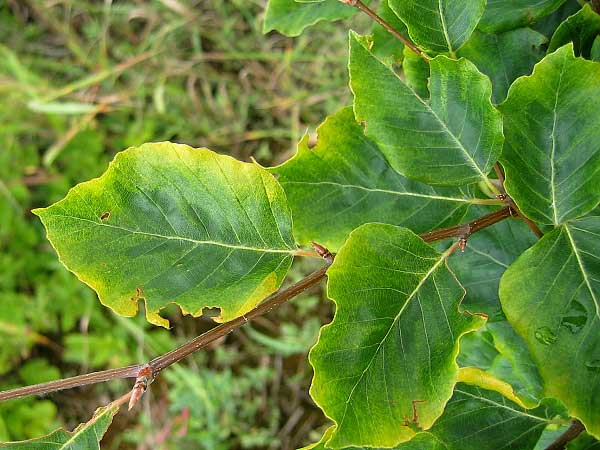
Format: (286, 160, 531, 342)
(453, 389, 549, 422)
(437, 0, 454, 54)
(564, 224, 600, 318)
(59, 406, 115, 449)
(46, 213, 296, 254)
(407, 68, 493, 188)
(549, 50, 567, 225)
(281, 180, 476, 203)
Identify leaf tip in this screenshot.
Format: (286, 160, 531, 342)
(31, 207, 45, 218)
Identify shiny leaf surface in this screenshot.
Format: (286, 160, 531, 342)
(500, 44, 600, 225)
(500, 215, 600, 437)
(350, 32, 503, 188)
(388, 0, 485, 54)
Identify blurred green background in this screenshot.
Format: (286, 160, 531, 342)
(0, 1, 364, 448)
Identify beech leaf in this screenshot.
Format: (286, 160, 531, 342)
(457, 324, 543, 407)
(305, 383, 563, 450)
(443, 206, 538, 318)
(592, 36, 600, 61)
(547, 4, 600, 57)
(309, 223, 484, 448)
(349, 32, 503, 188)
(402, 46, 431, 99)
(34, 142, 296, 327)
(478, 0, 567, 33)
(500, 44, 600, 225)
(263, 0, 357, 36)
(458, 28, 547, 103)
(426, 383, 566, 450)
(272, 107, 482, 251)
(500, 215, 600, 438)
(387, 0, 485, 55)
(565, 433, 600, 449)
(0, 404, 117, 449)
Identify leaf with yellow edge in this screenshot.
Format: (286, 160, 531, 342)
(309, 223, 485, 448)
(34, 142, 296, 327)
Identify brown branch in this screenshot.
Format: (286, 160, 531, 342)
(341, 0, 429, 63)
(545, 420, 585, 450)
(0, 206, 518, 404)
(0, 263, 331, 404)
(0, 365, 142, 402)
(419, 206, 514, 243)
(150, 263, 331, 373)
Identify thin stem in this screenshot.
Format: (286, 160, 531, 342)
(545, 420, 585, 450)
(493, 162, 505, 186)
(493, 162, 544, 239)
(293, 249, 321, 258)
(470, 198, 506, 206)
(343, 0, 429, 63)
(112, 391, 133, 409)
(509, 202, 544, 238)
(0, 206, 518, 403)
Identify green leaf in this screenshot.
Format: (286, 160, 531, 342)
(303, 430, 446, 450)
(349, 32, 503, 188)
(532, 0, 582, 38)
(427, 383, 566, 450)
(479, 0, 567, 33)
(402, 46, 430, 98)
(500, 44, 600, 225)
(371, 1, 407, 66)
(548, 4, 600, 58)
(566, 433, 600, 449)
(534, 425, 573, 450)
(458, 324, 544, 406)
(33, 142, 296, 327)
(458, 28, 547, 103)
(272, 107, 485, 251)
(263, 0, 356, 36)
(306, 383, 563, 450)
(486, 322, 544, 405)
(310, 223, 485, 448)
(0, 403, 117, 449)
(592, 36, 600, 61)
(387, 0, 485, 55)
(500, 215, 600, 438)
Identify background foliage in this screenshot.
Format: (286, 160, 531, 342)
(0, 0, 359, 447)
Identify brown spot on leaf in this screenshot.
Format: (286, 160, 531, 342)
(100, 211, 111, 221)
(131, 287, 143, 302)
